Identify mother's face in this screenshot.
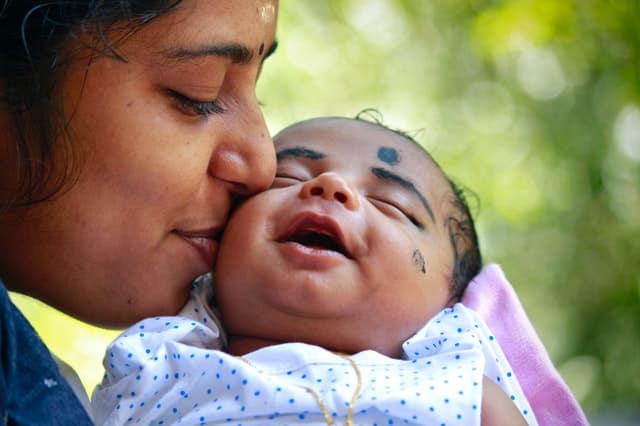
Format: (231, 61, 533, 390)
(0, 0, 278, 327)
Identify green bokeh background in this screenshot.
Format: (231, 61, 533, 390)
(11, 0, 640, 422)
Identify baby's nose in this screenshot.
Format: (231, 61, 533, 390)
(299, 172, 359, 210)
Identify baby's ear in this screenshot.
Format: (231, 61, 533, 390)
(446, 214, 471, 250)
(445, 212, 481, 300)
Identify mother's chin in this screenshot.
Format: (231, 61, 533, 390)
(59, 258, 203, 329)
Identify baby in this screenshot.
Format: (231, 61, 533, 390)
(92, 116, 536, 425)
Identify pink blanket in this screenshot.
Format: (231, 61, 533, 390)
(462, 263, 588, 426)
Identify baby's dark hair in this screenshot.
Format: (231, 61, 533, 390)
(354, 109, 482, 300)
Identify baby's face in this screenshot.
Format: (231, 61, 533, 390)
(215, 118, 456, 357)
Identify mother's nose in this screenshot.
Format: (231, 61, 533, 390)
(208, 98, 276, 196)
(299, 172, 360, 210)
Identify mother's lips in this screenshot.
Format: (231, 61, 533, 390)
(173, 227, 223, 264)
(174, 227, 223, 241)
(278, 214, 352, 258)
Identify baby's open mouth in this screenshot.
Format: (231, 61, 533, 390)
(279, 214, 352, 258)
(287, 229, 349, 257)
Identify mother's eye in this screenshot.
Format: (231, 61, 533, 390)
(369, 198, 424, 230)
(168, 90, 226, 117)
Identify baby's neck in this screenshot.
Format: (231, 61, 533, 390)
(225, 334, 404, 359)
(226, 336, 286, 356)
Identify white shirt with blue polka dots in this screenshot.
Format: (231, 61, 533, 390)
(92, 275, 537, 425)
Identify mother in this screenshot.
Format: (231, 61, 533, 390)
(0, 1, 278, 423)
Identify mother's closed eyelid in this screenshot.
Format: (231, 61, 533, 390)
(163, 88, 226, 118)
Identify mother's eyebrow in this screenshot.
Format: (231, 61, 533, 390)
(276, 146, 325, 161)
(371, 167, 435, 222)
(164, 41, 277, 65)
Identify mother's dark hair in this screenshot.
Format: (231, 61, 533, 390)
(0, 1, 183, 207)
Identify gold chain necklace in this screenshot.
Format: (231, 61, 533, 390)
(239, 353, 362, 426)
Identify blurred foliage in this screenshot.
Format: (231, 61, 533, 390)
(11, 0, 640, 421)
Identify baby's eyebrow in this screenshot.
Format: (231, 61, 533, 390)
(276, 147, 325, 161)
(371, 167, 435, 222)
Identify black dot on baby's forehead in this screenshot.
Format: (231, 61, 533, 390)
(259, 43, 265, 55)
(377, 147, 400, 166)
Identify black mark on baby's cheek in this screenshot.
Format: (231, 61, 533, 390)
(412, 249, 426, 274)
(377, 147, 399, 166)
(259, 42, 265, 55)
